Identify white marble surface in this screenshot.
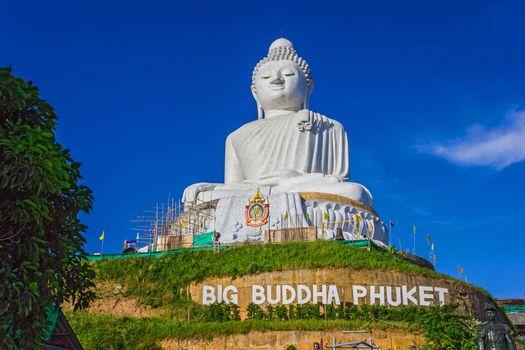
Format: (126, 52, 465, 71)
(210, 192, 387, 245)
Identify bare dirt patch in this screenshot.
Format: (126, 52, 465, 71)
(63, 281, 157, 317)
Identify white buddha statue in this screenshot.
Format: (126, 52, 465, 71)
(183, 38, 373, 208)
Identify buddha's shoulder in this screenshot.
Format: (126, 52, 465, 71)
(308, 111, 344, 129)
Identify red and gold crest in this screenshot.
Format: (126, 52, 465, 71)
(245, 188, 269, 227)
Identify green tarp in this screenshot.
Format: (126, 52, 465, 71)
(193, 231, 214, 246)
(336, 239, 379, 249)
(502, 305, 525, 313)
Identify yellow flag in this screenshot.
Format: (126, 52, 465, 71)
(413, 225, 416, 234)
(323, 212, 329, 220)
(181, 221, 188, 228)
(459, 266, 463, 274)
(433, 255, 437, 264)
(354, 214, 362, 221)
(284, 211, 289, 221)
(99, 231, 105, 241)
(368, 223, 373, 233)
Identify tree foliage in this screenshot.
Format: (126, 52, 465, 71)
(0, 67, 95, 348)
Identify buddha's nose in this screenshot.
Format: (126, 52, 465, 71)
(271, 76, 284, 85)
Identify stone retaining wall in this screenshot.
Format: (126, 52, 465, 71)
(160, 329, 422, 350)
(188, 267, 503, 322)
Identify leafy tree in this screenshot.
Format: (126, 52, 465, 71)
(0, 67, 95, 348)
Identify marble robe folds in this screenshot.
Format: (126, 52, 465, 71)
(225, 110, 350, 185)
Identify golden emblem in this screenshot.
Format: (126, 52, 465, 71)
(245, 188, 269, 227)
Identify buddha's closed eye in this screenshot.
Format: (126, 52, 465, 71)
(260, 72, 271, 79)
(282, 69, 295, 76)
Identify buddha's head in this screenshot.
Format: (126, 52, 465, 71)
(252, 38, 314, 119)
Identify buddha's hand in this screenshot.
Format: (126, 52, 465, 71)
(182, 183, 218, 204)
(296, 110, 333, 132)
(296, 109, 313, 132)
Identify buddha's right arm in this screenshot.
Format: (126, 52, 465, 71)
(224, 133, 244, 184)
(182, 183, 219, 204)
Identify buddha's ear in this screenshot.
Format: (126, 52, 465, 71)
(304, 79, 315, 110)
(251, 86, 264, 120)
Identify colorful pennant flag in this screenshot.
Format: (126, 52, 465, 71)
(413, 225, 416, 234)
(427, 234, 431, 242)
(99, 231, 105, 241)
(459, 266, 463, 274)
(323, 211, 329, 220)
(431, 243, 435, 251)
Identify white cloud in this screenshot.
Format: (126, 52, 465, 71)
(421, 109, 525, 170)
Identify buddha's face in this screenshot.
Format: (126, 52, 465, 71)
(254, 60, 308, 112)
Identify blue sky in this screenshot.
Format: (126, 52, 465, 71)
(2, 1, 524, 298)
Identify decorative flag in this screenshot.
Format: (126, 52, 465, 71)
(413, 225, 416, 234)
(427, 234, 431, 242)
(136, 232, 140, 241)
(433, 255, 437, 265)
(368, 220, 375, 238)
(459, 266, 463, 274)
(323, 211, 329, 220)
(99, 231, 105, 241)
(284, 211, 289, 221)
(181, 221, 188, 228)
(305, 212, 309, 221)
(354, 214, 362, 221)
(431, 243, 434, 251)
(389, 219, 395, 230)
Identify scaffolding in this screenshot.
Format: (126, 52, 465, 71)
(130, 195, 216, 252)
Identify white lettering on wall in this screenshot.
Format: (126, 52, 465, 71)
(297, 284, 311, 304)
(370, 286, 385, 305)
(203, 285, 216, 305)
(252, 285, 265, 304)
(202, 284, 451, 307)
(327, 285, 341, 305)
(223, 285, 238, 304)
(386, 286, 402, 307)
(282, 285, 296, 304)
(434, 287, 448, 305)
(402, 286, 418, 305)
(353, 285, 368, 305)
(418, 286, 434, 306)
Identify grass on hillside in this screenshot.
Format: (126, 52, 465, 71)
(65, 311, 413, 350)
(92, 241, 484, 310)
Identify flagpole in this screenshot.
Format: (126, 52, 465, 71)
(413, 225, 416, 255)
(100, 237, 104, 256)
